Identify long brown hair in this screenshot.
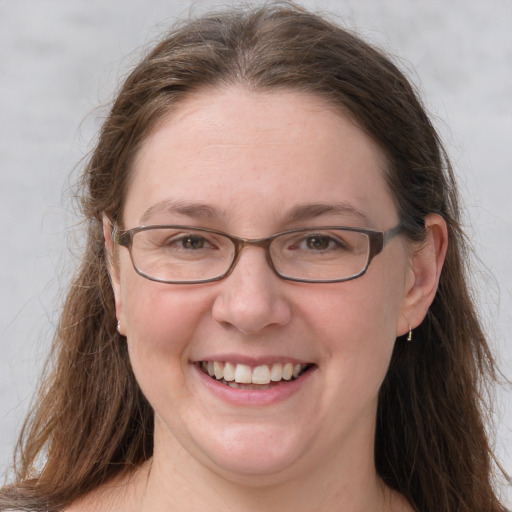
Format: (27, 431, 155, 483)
(1, 3, 507, 511)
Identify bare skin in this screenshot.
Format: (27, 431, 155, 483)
(67, 457, 414, 512)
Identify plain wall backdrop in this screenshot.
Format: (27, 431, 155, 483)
(1, 0, 510, 504)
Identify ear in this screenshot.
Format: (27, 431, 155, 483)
(103, 214, 126, 335)
(397, 213, 448, 337)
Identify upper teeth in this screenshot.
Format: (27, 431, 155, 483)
(201, 361, 307, 385)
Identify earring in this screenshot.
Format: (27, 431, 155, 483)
(407, 325, 412, 342)
(116, 320, 122, 334)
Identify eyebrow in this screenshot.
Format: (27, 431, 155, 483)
(139, 199, 372, 227)
(282, 202, 373, 227)
(140, 199, 224, 224)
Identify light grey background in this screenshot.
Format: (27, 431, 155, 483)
(1, 0, 510, 504)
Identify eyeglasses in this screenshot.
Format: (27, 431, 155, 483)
(114, 224, 404, 284)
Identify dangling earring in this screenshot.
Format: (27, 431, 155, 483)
(407, 325, 412, 342)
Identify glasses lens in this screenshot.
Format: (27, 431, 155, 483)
(270, 228, 370, 281)
(131, 228, 235, 282)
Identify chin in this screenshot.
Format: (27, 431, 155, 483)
(190, 423, 311, 483)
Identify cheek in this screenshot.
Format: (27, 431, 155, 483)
(304, 274, 403, 350)
(120, 275, 211, 377)
(304, 269, 405, 398)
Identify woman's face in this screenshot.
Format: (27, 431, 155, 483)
(111, 87, 416, 483)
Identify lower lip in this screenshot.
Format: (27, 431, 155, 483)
(193, 364, 316, 406)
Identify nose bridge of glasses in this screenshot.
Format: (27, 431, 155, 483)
(227, 235, 277, 276)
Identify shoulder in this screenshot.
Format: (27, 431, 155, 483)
(63, 466, 149, 512)
(62, 482, 120, 512)
(63, 488, 118, 512)
(64, 492, 113, 512)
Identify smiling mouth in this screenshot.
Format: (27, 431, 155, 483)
(199, 361, 313, 390)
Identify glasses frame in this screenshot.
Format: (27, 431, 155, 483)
(114, 223, 404, 284)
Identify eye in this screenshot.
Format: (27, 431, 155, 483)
(304, 235, 339, 251)
(178, 235, 208, 250)
(292, 232, 347, 253)
(145, 230, 218, 252)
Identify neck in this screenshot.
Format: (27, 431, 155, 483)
(127, 423, 403, 512)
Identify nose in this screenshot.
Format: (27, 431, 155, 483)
(211, 247, 292, 335)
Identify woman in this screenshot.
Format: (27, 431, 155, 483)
(0, 2, 507, 511)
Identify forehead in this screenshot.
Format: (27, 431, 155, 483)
(125, 87, 397, 231)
